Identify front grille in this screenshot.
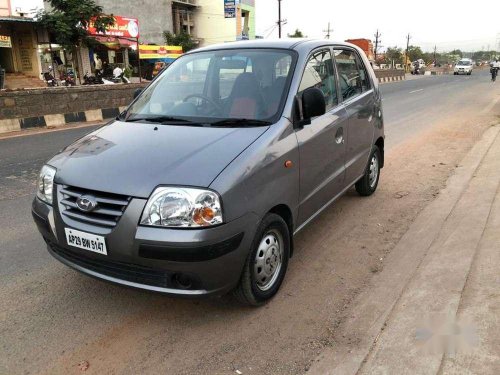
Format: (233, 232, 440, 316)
(47, 240, 171, 288)
(58, 185, 130, 228)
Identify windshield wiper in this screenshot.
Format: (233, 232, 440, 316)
(209, 118, 272, 127)
(124, 116, 198, 124)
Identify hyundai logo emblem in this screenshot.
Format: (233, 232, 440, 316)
(76, 195, 97, 212)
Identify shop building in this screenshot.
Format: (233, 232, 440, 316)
(94, 1, 256, 48)
(195, 0, 255, 46)
(0, 16, 46, 89)
(95, 0, 173, 45)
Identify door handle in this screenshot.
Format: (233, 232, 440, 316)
(335, 127, 344, 144)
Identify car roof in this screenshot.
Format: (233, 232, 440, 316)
(189, 39, 357, 54)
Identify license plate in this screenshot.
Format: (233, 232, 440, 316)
(65, 228, 107, 255)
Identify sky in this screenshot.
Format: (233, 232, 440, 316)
(255, 0, 500, 52)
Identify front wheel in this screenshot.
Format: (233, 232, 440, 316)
(355, 146, 381, 196)
(234, 213, 290, 306)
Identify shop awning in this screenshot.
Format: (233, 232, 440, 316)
(94, 36, 136, 49)
(0, 16, 37, 23)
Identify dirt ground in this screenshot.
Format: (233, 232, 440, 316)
(23, 112, 496, 375)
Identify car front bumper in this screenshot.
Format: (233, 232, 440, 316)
(32, 189, 260, 297)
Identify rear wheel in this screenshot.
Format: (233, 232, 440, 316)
(355, 146, 381, 196)
(234, 213, 290, 306)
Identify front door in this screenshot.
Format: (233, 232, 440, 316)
(295, 48, 348, 227)
(333, 48, 376, 185)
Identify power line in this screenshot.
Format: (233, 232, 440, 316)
(265, 25, 278, 38)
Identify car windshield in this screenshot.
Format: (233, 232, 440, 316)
(125, 48, 296, 125)
(458, 60, 471, 66)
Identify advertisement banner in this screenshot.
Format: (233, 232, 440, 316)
(224, 0, 236, 18)
(88, 16, 139, 39)
(139, 45, 183, 60)
(0, 35, 12, 48)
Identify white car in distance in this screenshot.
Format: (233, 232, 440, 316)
(454, 58, 473, 75)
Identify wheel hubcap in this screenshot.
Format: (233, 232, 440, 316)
(254, 229, 283, 291)
(369, 154, 379, 188)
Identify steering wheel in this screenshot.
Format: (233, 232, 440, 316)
(183, 94, 223, 116)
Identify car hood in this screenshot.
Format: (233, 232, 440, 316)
(49, 120, 268, 198)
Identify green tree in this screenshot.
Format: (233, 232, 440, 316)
(384, 46, 403, 64)
(37, 0, 115, 50)
(163, 31, 197, 52)
(288, 29, 306, 38)
(449, 49, 463, 58)
(407, 45, 424, 61)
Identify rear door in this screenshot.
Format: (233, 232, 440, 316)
(295, 47, 348, 226)
(333, 48, 376, 185)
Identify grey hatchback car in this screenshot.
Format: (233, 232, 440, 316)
(32, 39, 384, 305)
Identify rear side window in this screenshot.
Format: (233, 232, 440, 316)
(356, 54, 371, 91)
(298, 48, 338, 110)
(333, 49, 363, 100)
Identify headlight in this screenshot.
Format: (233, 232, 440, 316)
(36, 165, 56, 205)
(140, 187, 223, 228)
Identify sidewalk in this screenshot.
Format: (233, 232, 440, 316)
(311, 125, 500, 374)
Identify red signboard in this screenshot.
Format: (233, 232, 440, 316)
(88, 16, 139, 39)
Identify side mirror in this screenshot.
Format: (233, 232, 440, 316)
(301, 87, 326, 125)
(133, 88, 143, 99)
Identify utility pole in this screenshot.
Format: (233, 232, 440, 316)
(433, 45, 437, 65)
(374, 29, 381, 63)
(405, 33, 411, 72)
(278, 0, 282, 39)
(323, 22, 333, 39)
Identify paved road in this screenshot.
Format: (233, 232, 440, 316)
(1, 69, 498, 374)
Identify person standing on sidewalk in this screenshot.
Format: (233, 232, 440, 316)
(94, 55, 103, 76)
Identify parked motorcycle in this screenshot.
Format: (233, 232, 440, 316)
(41, 68, 57, 87)
(83, 70, 130, 85)
(83, 71, 104, 85)
(108, 72, 131, 84)
(59, 71, 76, 86)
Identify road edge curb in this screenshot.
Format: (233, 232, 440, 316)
(0, 106, 126, 135)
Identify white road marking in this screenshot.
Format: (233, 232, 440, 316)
(481, 96, 500, 114)
(409, 89, 424, 94)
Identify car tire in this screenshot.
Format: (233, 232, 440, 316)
(233, 213, 290, 306)
(355, 145, 381, 197)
